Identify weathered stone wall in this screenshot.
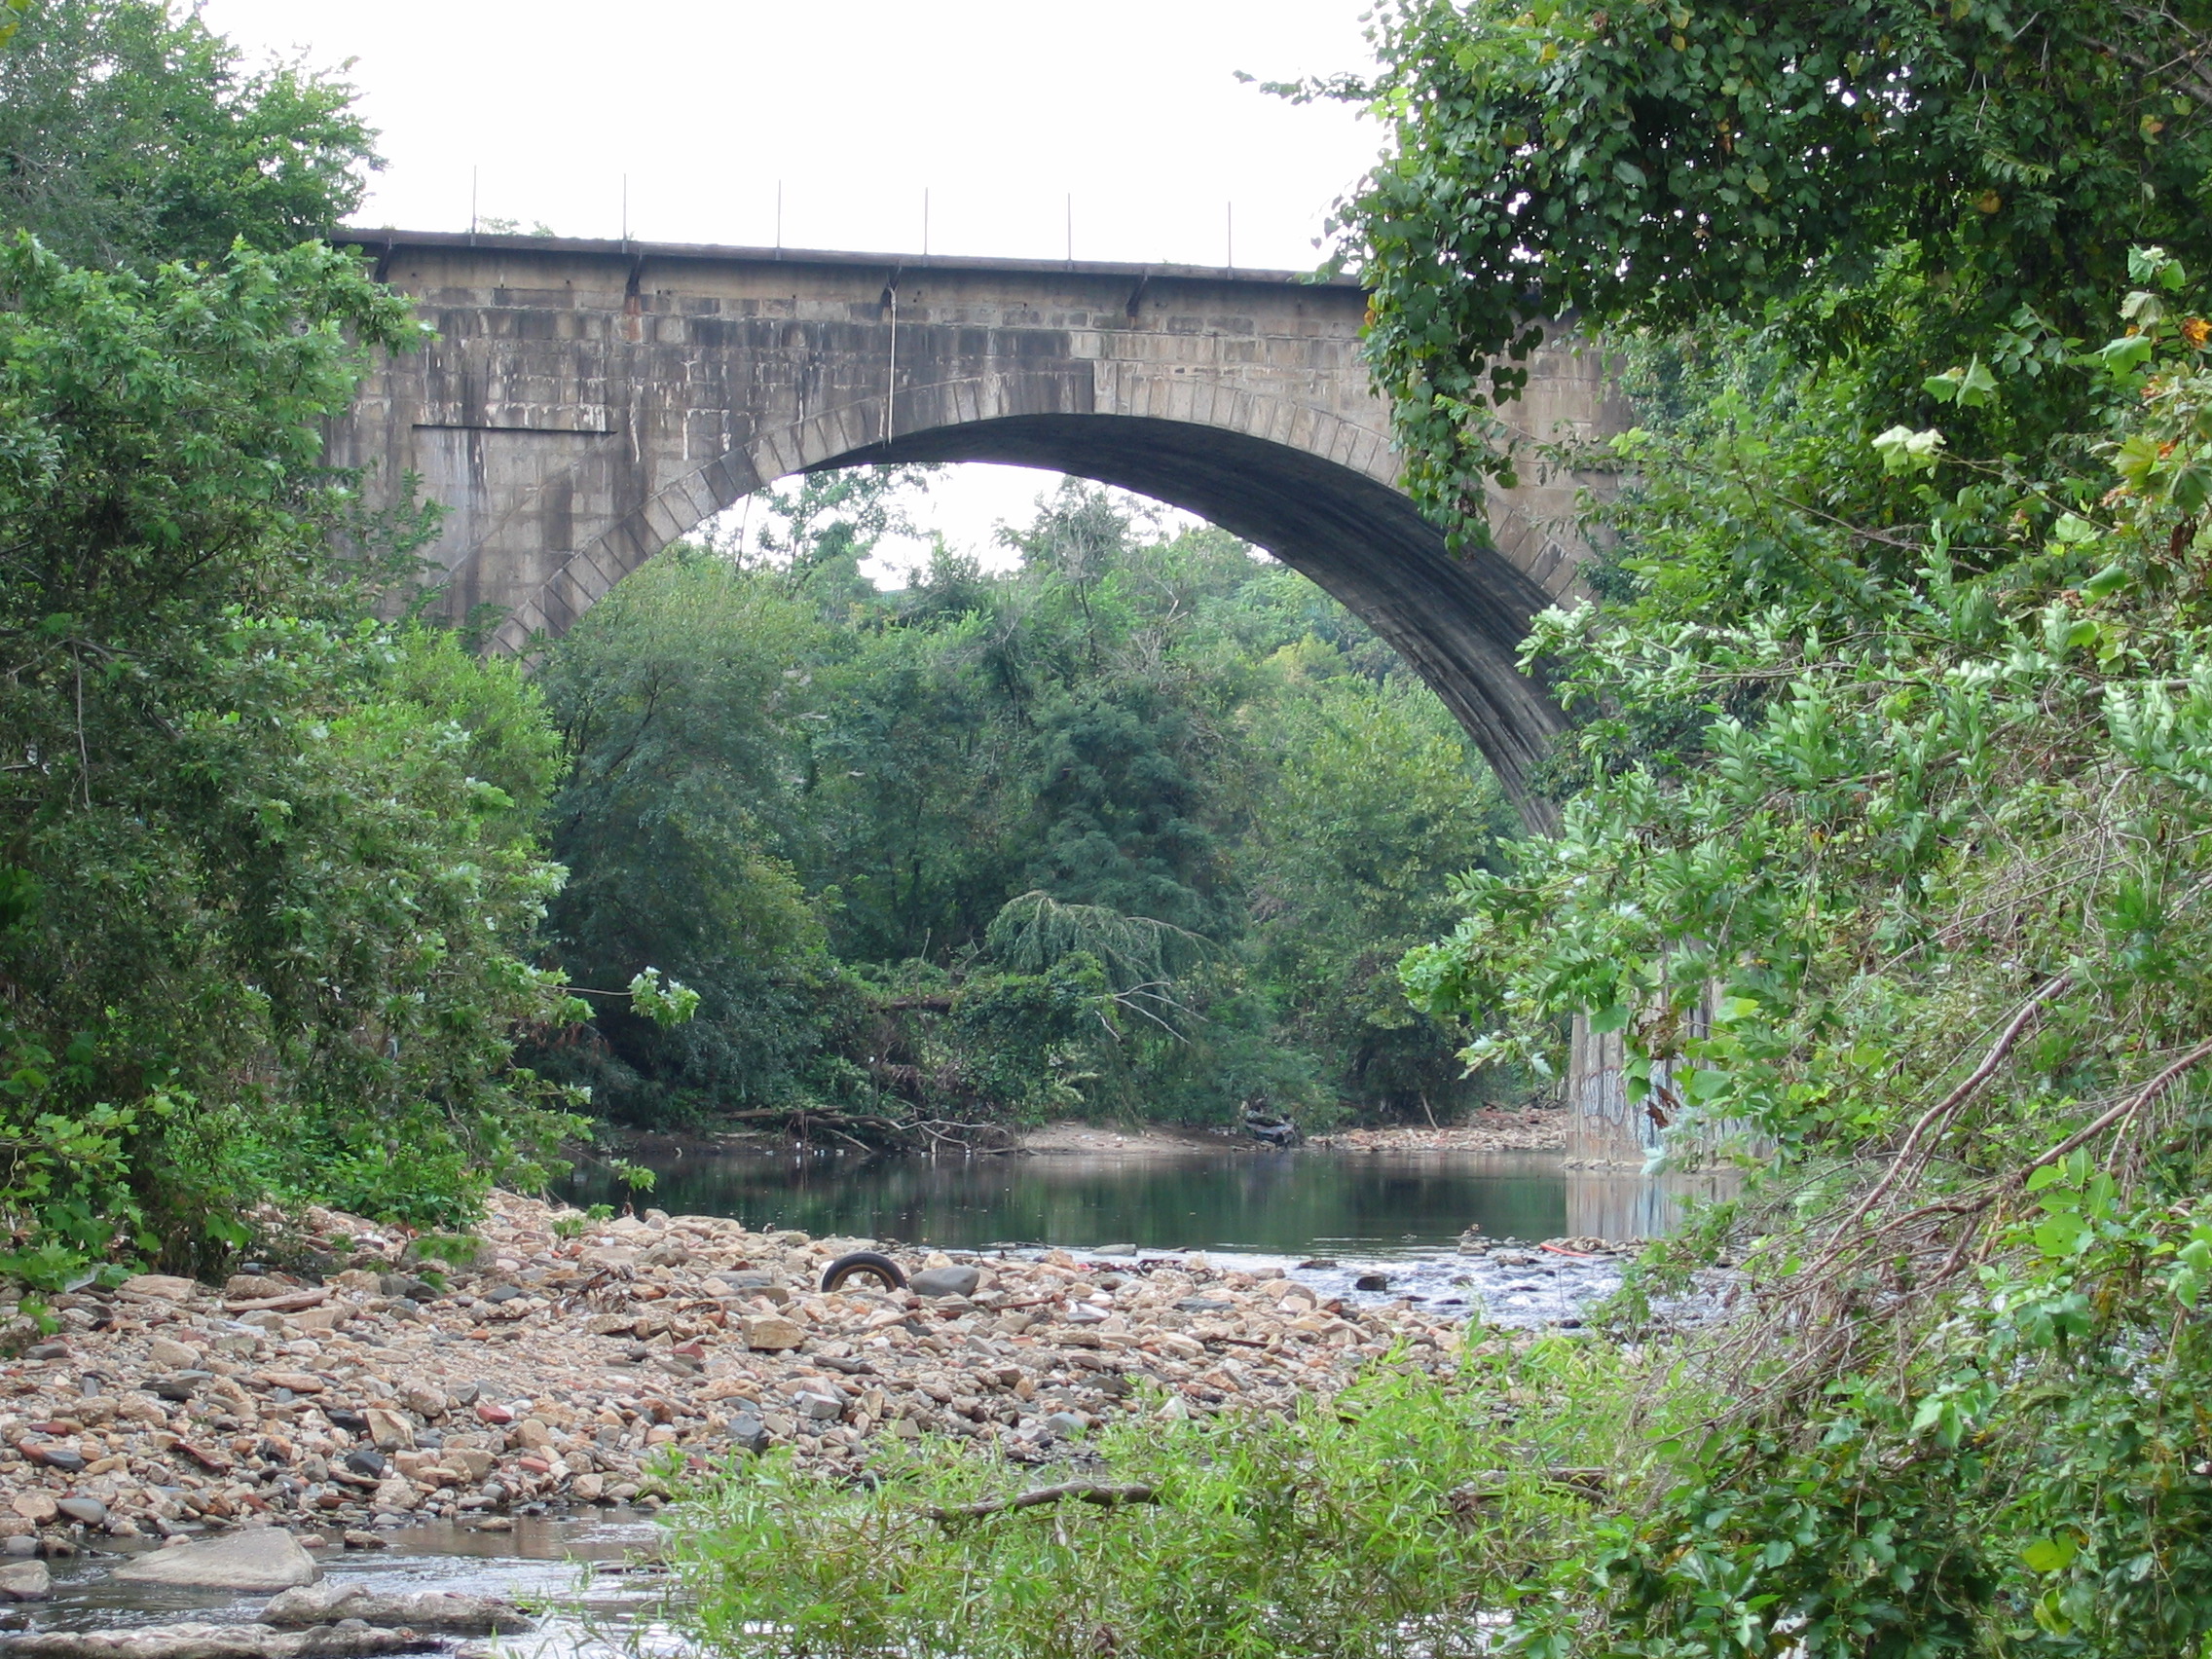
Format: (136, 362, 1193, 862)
(331, 231, 1627, 819)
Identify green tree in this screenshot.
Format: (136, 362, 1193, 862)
(533, 550, 849, 1124)
(0, 238, 577, 1272)
(0, 0, 377, 270)
(535, 481, 1515, 1135)
(1318, 0, 2212, 545)
(1243, 649, 1513, 1116)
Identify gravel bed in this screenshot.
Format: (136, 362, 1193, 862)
(0, 1196, 1641, 1558)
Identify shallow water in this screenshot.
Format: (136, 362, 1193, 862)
(567, 1144, 1720, 1258)
(33, 1514, 673, 1659)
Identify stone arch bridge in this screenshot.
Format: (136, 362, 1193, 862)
(332, 230, 1625, 821)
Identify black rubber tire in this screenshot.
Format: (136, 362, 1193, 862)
(821, 1250, 906, 1292)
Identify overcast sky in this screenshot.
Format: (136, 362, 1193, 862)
(198, 0, 1386, 574)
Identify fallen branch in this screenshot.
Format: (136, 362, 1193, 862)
(925, 1482, 1158, 1522)
(1842, 973, 2072, 1234)
(1447, 1468, 1610, 1509)
(2017, 1035, 2212, 1182)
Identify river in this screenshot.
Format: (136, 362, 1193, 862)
(564, 1140, 1727, 1256)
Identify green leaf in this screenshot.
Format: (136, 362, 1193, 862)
(2081, 563, 2130, 602)
(1873, 424, 1946, 473)
(1587, 1001, 1631, 1035)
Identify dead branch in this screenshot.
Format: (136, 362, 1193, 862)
(2017, 1035, 2212, 1183)
(925, 1482, 1159, 1522)
(1835, 973, 2072, 1236)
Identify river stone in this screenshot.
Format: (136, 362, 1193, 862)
(112, 1529, 321, 1591)
(737, 1315, 805, 1352)
(22, 1445, 85, 1474)
(9, 1495, 54, 1525)
(116, 1274, 198, 1303)
(54, 1497, 106, 1528)
(359, 1409, 413, 1452)
(728, 1413, 769, 1455)
(264, 1584, 535, 1634)
(0, 1560, 50, 1601)
(791, 1391, 842, 1422)
(908, 1267, 980, 1299)
(0, 1624, 418, 1659)
(145, 1339, 200, 1370)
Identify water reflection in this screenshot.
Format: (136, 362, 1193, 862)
(566, 1146, 1732, 1257)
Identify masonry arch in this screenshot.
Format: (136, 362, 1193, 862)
(490, 391, 1571, 825)
(335, 232, 1618, 826)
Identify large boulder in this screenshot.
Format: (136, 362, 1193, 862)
(263, 1586, 533, 1635)
(908, 1266, 980, 1299)
(112, 1530, 321, 1592)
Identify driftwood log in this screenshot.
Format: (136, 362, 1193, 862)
(925, 1481, 1159, 1522)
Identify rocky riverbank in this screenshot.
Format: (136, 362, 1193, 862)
(1305, 1109, 1565, 1153)
(0, 1195, 1633, 1557)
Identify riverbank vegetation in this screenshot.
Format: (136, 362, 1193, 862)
(670, 0, 2212, 1653)
(674, 1334, 1643, 1659)
(1343, 0, 2212, 1648)
(526, 481, 1517, 1140)
(0, 0, 610, 1280)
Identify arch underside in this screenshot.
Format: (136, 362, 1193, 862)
(487, 405, 1569, 827)
(845, 415, 1567, 825)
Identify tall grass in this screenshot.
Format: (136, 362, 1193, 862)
(665, 1336, 1653, 1659)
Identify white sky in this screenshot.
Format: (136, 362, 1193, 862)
(198, 0, 1386, 579)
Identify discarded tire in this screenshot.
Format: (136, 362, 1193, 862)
(821, 1250, 906, 1292)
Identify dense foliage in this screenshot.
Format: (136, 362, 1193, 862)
(0, 0, 375, 270)
(1307, 0, 2212, 546)
(0, 1, 607, 1282)
(1306, 0, 2212, 1649)
(531, 480, 1518, 1136)
(674, 1337, 1637, 1659)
